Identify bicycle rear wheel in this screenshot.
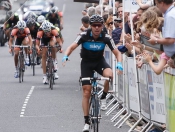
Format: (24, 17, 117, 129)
(89, 95, 100, 132)
(31, 49, 36, 76)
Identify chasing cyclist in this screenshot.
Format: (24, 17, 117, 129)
(62, 14, 123, 131)
(3, 10, 19, 41)
(26, 18, 41, 65)
(36, 21, 63, 84)
(8, 20, 33, 78)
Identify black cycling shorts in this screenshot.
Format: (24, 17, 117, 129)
(81, 57, 111, 86)
(15, 37, 25, 45)
(41, 37, 51, 46)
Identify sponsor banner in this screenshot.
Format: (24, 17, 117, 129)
(147, 65, 166, 123)
(127, 57, 140, 112)
(164, 73, 175, 132)
(124, 0, 148, 12)
(138, 64, 151, 119)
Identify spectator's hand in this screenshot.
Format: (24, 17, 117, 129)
(125, 43, 133, 53)
(116, 62, 123, 74)
(142, 53, 152, 63)
(62, 55, 69, 66)
(131, 40, 142, 49)
(167, 58, 175, 68)
(124, 34, 132, 43)
(148, 34, 158, 45)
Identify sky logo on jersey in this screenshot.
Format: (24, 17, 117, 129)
(83, 42, 105, 51)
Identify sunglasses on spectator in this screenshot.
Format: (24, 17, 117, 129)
(108, 22, 113, 25)
(91, 24, 103, 28)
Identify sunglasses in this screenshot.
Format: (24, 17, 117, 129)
(108, 22, 113, 25)
(19, 28, 24, 32)
(91, 24, 103, 28)
(114, 20, 122, 23)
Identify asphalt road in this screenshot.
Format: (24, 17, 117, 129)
(0, 0, 130, 132)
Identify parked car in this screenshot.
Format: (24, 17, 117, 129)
(20, 0, 54, 15)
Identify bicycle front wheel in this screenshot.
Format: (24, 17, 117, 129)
(90, 95, 100, 132)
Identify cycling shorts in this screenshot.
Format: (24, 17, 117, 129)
(15, 37, 25, 45)
(41, 37, 51, 46)
(81, 57, 111, 86)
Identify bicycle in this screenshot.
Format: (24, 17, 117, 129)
(30, 39, 37, 76)
(80, 76, 111, 132)
(12, 45, 30, 83)
(40, 44, 61, 90)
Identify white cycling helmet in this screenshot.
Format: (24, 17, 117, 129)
(17, 20, 26, 29)
(41, 20, 52, 32)
(49, 6, 58, 13)
(37, 15, 45, 24)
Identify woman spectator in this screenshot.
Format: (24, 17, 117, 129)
(105, 16, 113, 36)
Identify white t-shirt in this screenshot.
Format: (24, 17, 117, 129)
(146, 0, 154, 7)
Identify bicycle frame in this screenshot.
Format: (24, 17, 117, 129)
(40, 44, 60, 90)
(12, 45, 30, 83)
(80, 77, 110, 132)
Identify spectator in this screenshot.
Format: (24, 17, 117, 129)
(112, 17, 123, 45)
(143, 0, 175, 73)
(87, 6, 95, 17)
(105, 16, 113, 36)
(80, 16, 90, 32)
(136, 0, 155, 10)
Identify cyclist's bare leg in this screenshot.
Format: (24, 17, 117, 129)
(42, 48, 48, 74)
(14, 49, 19, 67)
(102, 68, 113, 93)
(22, 38, 29, 57)
(82, 85, 92, 116)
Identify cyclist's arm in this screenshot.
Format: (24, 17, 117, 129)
(8, 36, 13, 49)
(3, 21, 7, 30)
(36, 31, 43, 50)
(64, 42, 79, 56)
(52, 29, 63, 47)
(28, 35, 33, 48)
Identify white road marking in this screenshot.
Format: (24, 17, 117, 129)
(20, 86, 35, 117)
(62, 4, 66, 15)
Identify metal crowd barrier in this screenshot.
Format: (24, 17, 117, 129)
(101, 38, 175, 132)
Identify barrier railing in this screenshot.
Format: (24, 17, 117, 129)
(103, 41, 174, 132)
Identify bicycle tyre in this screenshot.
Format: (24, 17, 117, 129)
(49, 62, 54, 90)
(21, 55, 25, 82)
(18, 55, 22, 83)
(31, 49, 36, 76)
(90, 95, 99, 132)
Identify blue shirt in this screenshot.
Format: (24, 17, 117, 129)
(112, 27, 122, 45)
(162, 5, 175, 57)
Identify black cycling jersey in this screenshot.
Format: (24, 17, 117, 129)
(5, 13, 19, 28)
(46, 13, 60, 28)
(75, 29, 116, 61)
(29, 22, 40, 39)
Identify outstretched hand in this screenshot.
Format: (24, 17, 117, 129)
(62, 55, 69, 67)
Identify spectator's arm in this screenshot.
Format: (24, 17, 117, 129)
(136, 0, 150, 9)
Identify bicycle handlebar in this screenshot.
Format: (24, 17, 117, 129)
(80, 77, 111, 81)
(11, 45, 30, 48)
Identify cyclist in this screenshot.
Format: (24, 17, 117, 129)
(36, 21, 63, 84)
(23, 11, 38, 22)
(8, 20, 33, 78)
(26, 18, 41, 65)
(37, 15, 46, 25)
(62, 14, 123, 131)
(3, 10, 19, 40)
(46, 6, 63, 30)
